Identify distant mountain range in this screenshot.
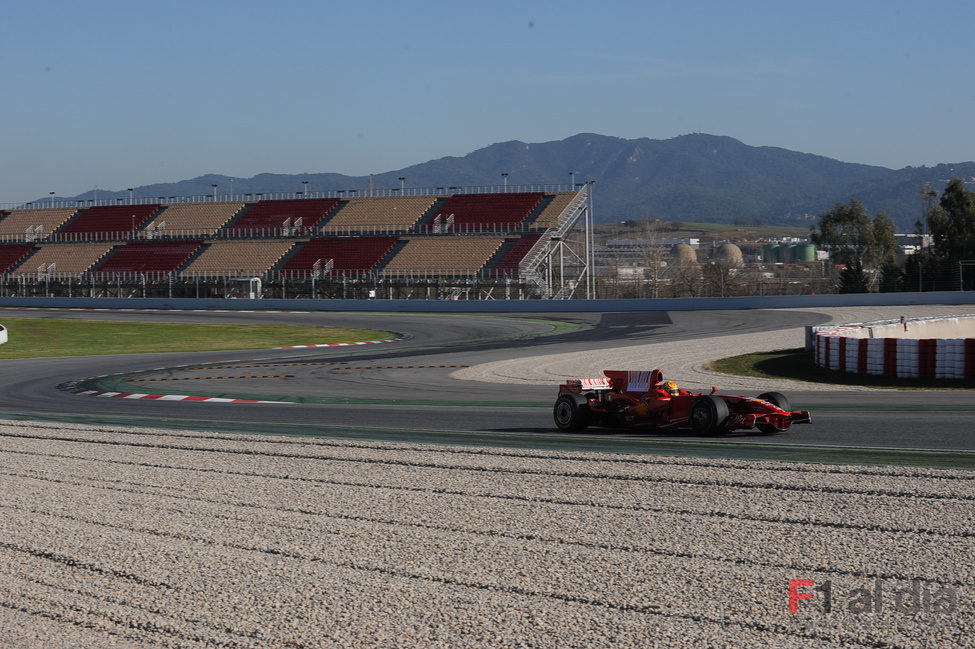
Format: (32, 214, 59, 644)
(56, 133, 975, 231)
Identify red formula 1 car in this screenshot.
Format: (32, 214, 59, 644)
(553, 369, 810, 435)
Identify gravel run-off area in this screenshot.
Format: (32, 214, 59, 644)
(454, 305, 975, 392)
(1, 421, 973, 648)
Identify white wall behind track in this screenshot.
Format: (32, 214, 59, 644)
(1, 291, 973, 313)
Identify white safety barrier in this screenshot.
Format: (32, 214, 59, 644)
(0, 324, 6, 345)
(813, 315, 975, 379)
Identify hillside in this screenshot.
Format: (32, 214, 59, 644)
(58, 134, 975, 231)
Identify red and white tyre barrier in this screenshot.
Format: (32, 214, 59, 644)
(815, 320, 975, 379)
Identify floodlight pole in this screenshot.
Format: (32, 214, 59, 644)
(585, 181, 595, 299)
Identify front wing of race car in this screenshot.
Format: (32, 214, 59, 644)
(726, 408, 811, 431)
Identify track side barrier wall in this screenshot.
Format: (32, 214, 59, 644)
(813, 315, 975, 379)
(1, 290, 974, 313)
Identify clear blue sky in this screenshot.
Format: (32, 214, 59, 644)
(3, 0, 974, 203)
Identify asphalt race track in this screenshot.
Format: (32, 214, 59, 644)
(2, 307, 975, 455)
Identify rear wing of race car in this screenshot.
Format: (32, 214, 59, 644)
(601, 369, 663, 394)
(559, 369, 667, 395)
(558, 377, 613, 394)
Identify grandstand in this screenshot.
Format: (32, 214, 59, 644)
(381, 237, 505, 276)
(320, 196, 434, 234)
(531, 192, 577, 229)
(93, 241, 203, 277)
(428, 192, 543, 232)
(0, 244, 36, 273)
(56, 204, 161, 240)
(225, 198, 339, 235)
(8, 243, 115, 277)
(279, 237, 398, 277)
(0, 186, 591, 299)
(0, 207, 79, 242)
(492, 234, 543, 276)
(143, 202, 245, 237)
(182, 240, 297, 277)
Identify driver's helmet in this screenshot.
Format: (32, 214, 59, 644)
(663, 380, 679, 396)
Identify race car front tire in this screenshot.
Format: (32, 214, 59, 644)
(756, 392, 790, 434)
(756, 391, 790, 411)
(690, 395, 730, 436)
(554, 395, 590, 432)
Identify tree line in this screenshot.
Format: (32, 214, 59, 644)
(812, 179, 975, 293)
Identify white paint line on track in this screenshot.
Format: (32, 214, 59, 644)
(55, 337, 404, 404)
(275, 338, 402, 349)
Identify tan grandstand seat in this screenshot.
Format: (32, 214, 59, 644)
(322, 196, 435, 233)
(181, 240, 296, 276)
(0, 208, 80, 241)
(531, 192, 578, 229)
(381, 237, 504, 276)
(144, 202, 246, 236)
(9, 243, 115, 277)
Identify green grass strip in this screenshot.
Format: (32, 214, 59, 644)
(0, 318, 390, 358)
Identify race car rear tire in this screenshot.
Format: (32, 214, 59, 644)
(690, 395, 730, 436)
(757, 391, 790, 411)
(554, 395, 590, 432)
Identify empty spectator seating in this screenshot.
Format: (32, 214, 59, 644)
(181, 240, 296, 276)
(381, 237, 504, 276)
(531, 192, 578, 229)
(321, 196, 435, 233)
(0, 192, 575, 288)
(225, 198, 339, 235)
(429, 192, 543, 232)
(0, 244, 35, 273)
(93, 241, 203, 276)
(279, 237, 398, 276)
(9, 243, 115, 277)
(144, 202, 245, 236)
(491, 234, 543, 275)
(58, 205, 161, 238)
(0, 208, 80, 241)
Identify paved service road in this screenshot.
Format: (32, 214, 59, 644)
(1, 306, 974, 452)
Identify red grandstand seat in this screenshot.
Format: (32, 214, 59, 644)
(59, 205, 160, 237)
(278, 237, 398, 276)
(0, 244, 35, 273)
(226, 199, 340, 234)
(93, 241, 203, 276)
(492, 234, 542, 275)
(430, 193, 543, 232)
